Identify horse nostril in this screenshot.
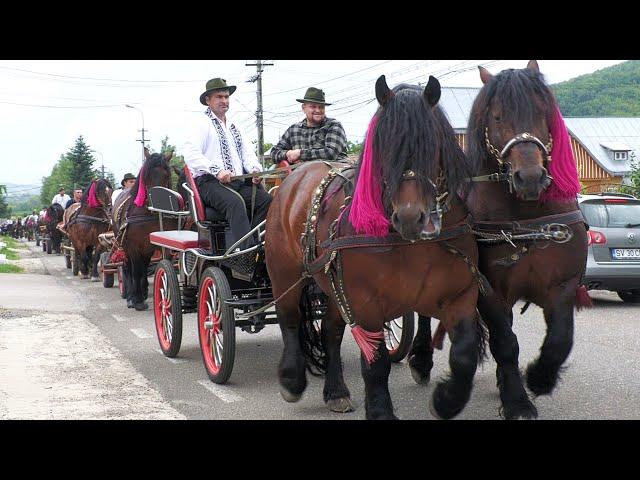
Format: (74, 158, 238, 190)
(513, 170, 524, 188)
(391, 212, 399, 225)
(417, 211, 426, 226)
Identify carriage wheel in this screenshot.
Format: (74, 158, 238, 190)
(118, 266, 127, 298)
(198, 266, 235, 384)
(153, 259, 183, 358)
(385, 312, 416, 363)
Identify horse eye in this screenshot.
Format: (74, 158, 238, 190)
(493, 114, 501, 122)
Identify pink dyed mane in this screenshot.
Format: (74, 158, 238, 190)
(540, 104, 581, 203)
(348, 115, 390, 237)
(87, 181, 101, 208)
(134, 167, 146, 207)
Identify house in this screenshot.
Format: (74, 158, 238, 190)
(439, 87, 640, 193)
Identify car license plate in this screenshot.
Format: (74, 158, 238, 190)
(611, 248, 640, 259)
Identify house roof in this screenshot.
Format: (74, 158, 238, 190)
(438, 87, 640, 176)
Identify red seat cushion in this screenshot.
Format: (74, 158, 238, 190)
(150, 230, 199, 251)
(184, 166, 206, 222)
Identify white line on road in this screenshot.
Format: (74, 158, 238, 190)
(112, 314, 128, 323)
(156, 350, 188, 364)
(197, 380, 244, 403)
(130, 328, 153, 339)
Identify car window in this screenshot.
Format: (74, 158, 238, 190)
(580, 201, 640, 227)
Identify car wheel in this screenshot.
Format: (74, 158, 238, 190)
(617, 290, 640, 303)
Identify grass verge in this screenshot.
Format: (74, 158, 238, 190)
(0, 264, 23, 273)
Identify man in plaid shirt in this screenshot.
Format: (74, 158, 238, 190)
(270, 87, 348, 164)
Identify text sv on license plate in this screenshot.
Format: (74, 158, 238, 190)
(612, 249, 640, 259)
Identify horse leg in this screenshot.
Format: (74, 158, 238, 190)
(361, 338, 396, 420)
(408, 315, 434, 385)
(90, 246, 100, 282)
(132, 256, 149, 311)
(123, 260, 135, 308)
(321, 302, 354, 413)
(479, 295, 537, 420)
(430, 314, 479, 420)
(525, 279, 577, 396)
(80, 247, 90, 279)
(277, 301, 308, 403)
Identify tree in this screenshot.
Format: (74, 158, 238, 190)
(347, 140, 364, 155)
(0, 184, 11, 218)
(41, 154, 73, 206)
(160, 135, 185, 189)
(67, 135, 97, 189)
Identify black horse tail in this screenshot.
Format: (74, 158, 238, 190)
(298, 283, 328, 376)
(476, 310, 489, 363)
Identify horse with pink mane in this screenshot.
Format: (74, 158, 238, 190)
(409, 61, 589, 420)
(64, 178, 113, 280)
(266, 75, 485, 420)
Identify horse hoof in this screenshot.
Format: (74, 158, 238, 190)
(81, 274, 90, 280)
(503, 399, 539, 420)
(91, 277, 100, 283)
(279, 386, 302, 403)
(428, 396, 445, 420)
(326, 397, 355, 413)
(127, 299, 135, 308)
(409, 365, 431, 385)
(134, 302, 149, 311)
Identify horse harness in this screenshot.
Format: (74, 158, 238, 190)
(300, 163, 487, 329)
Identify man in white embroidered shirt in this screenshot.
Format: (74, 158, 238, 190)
(182, 78, 272, 251)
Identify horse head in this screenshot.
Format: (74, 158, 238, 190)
(470, 60, 557, 201)
(130, 148, 174, 208)
(84, 178, 114, 213)
(351, 75, 468, 242)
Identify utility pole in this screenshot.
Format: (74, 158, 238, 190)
(246, 60, 273, 167)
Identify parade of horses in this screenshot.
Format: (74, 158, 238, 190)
(6, 59, 635, 421)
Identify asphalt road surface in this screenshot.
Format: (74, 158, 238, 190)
(2, 240, 640, 420)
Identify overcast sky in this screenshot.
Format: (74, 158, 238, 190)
(0, 59, 625, 195)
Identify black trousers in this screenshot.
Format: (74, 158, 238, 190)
(196, 175, 272, 249)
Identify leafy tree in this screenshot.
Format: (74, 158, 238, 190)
(160, 135, 185, 190)
(41, 154, 73, 206)
(67, 136, 97, 189)
(0, 184, 11, 218)
(347, 140, 364, 155)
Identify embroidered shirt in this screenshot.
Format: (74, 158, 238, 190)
(182, 110, 263, 179)
(270, 117, 348, 163)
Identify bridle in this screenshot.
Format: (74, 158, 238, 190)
(397, 168, 449, 240)
(469, 127, 554, 193)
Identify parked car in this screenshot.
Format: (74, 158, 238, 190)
(578, 192, 640, 303)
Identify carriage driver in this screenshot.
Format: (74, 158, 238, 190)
(270, 87, 348, 165)
(181, 77, 272, 251)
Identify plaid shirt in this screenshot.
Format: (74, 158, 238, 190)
(270, 117, 348, 163)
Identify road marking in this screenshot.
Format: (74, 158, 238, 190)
(197, 380, 244, 403)
(130, 328, 153, 339)
(112, 314, 128, 323)
(66, 276, 73, 280)
(98, 303, 108, 310)
(156, 349, 188, 364)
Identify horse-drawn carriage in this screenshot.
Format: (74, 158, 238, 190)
(147, 166, 414, 385)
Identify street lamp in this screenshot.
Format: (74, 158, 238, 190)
(125, 104, 147, 162)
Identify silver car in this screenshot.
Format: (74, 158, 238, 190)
(578, 193, 640, 302)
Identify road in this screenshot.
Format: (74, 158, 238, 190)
(1, 239, 640, 420)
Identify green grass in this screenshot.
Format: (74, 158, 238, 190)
(0, 235, 24, 260)
(0, 235, 25, 249)
(0, 264, 23, 273)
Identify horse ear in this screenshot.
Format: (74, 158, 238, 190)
(424, 75, 441, 107)
(144, 147, 151, 160)
(527, 59, 540, 73)
(375, 75, 393, 107)
(164, 149, 174, 162)
(479, 66, 493, 85)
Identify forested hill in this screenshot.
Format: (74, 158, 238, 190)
(552, 61, 640, 116)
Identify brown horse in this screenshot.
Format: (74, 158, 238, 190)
(65, 178, 113, 280)
(409, 61, 589, 420)
(266, 75, 485, 420)
(113, 148, 175, 311)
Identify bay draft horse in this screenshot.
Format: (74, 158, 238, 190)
(266, 75, 486, 420)
(64, 178, 113, 280)
(409, 61, 589, 419)
(45, 203, 65, 253)
(113, 148, 176, 311)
